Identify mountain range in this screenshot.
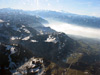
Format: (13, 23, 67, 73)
(26, 10, 100, 28)
(0, 8, 100, 75)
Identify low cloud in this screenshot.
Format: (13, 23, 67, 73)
(44, 20, 100, 39)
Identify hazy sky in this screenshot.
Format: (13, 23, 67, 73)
(0, 0, 100, 17)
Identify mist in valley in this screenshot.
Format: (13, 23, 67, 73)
(44, 19, 100, 40)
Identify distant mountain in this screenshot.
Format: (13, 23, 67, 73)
(1, 8, 100, 28)
(0, 8, 48, 27)
(26, 10, 100, 28)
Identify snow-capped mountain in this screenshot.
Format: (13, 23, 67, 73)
(0, 8, 48, 28)
(26, 10, 100, 28)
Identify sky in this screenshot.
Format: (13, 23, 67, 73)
(0, 0, 100, 17)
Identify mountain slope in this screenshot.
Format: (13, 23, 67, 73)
(0, 43, 46, 75)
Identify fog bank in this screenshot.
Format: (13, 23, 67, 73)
(44, 20, 100, 39)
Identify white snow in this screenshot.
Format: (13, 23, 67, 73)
(22, 25, 25, 27)
(40, 30, 44, 35)
(14, 57, 44, 75)
(7, 23, 10, 25)
(6, 45, 16, 54)
(29, 61, 33, 66)
(11, 37, 21, 40)
(32, 64, 36, 68)
(0, 19, 4, 23)
(36, 69, 39, 72)
(33, 59, 37, 63)
(45, 35, 57, 43)
(12, 72, 22, 75)
(31, 40, 38, 42)
(20, 25, 25, 29)
(23, 28, 30, 33)
(30, 69, 34, 73)
(22, 36, 30, 40)
(10, 47, 16, 54)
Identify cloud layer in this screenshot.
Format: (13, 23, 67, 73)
(44, 20, 100, 39)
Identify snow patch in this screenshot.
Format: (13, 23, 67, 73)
(6, 45, 16, 54)
(22, 36, 30, 40)
(45, 35, 57, 43)
(22, 25, 25, 27)
(23, 28, 30, 33)
(13, 57, 44, 75)
(7, 23, 10, 25)
(10, 47, 16, 54)
(31, 40, 38, 42)
(20, 25, 25, 29)
(11, 37, 21, 40)
(0, 19, 4, 23)
(40, 30, 44, 35)
(12, 72, 22, 75)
